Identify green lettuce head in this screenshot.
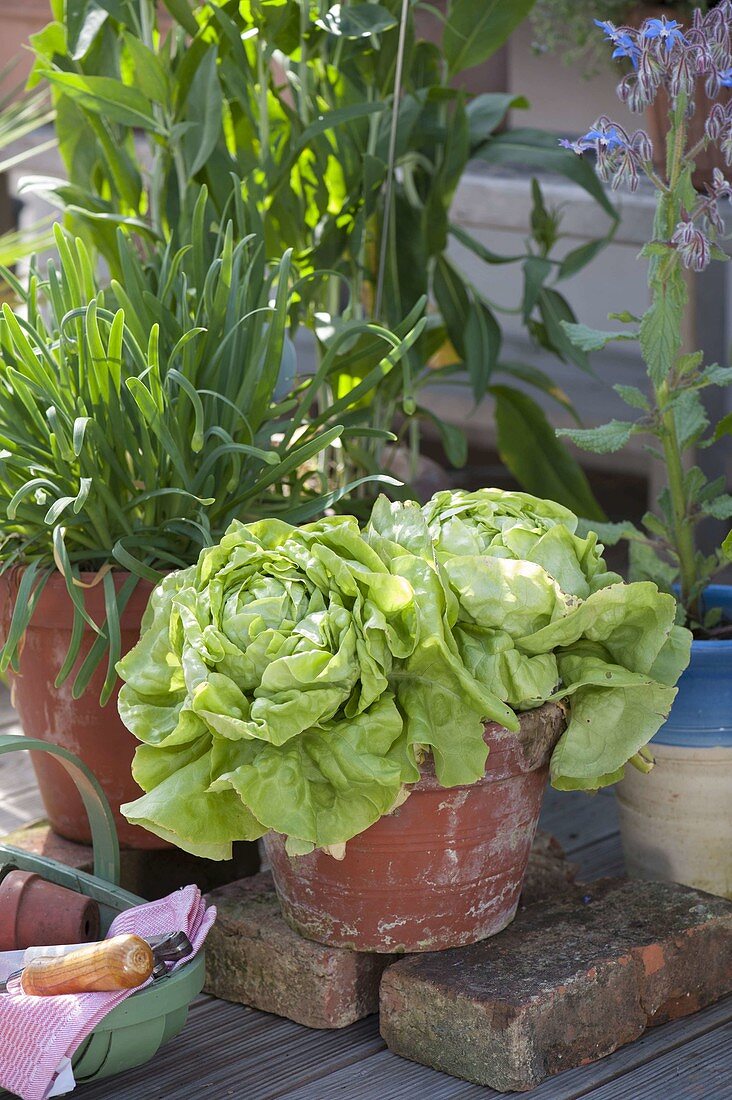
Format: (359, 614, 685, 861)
(368, 490, 692, 793)
(119, 490, 692, 860)
(118, 516, 421, 858)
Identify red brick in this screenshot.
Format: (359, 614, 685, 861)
(379, 880, 732, 1091)
(204, 872, 394, 1028)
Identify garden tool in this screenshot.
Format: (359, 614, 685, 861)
(0, 930, 193, 994)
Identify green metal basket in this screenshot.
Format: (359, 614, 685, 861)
(0, 735, 206, 1085)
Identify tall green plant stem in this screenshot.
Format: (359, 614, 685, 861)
(651, 95, 698, 616)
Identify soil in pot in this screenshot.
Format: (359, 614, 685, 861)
(264, 702, 565, 953)
(0, 569, 159, 849)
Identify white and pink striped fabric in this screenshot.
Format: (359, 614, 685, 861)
(0, 885, 215, 1100)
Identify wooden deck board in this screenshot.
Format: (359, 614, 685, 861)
(0, 691, 730, 1099)
(539, 787, 620, 857)
(76, 1001, 386, 1100)
(0, 690, 44, 831)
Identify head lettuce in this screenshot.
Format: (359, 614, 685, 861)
(119, 491, 692, 859)
(368, 490, 692, 792)
(119, 516, 421, 858)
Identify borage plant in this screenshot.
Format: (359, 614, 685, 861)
(557, 4, 732, 630)
(0, 216, 423, 701)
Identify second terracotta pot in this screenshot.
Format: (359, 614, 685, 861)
(265, 703, 565, 953)
(0, 569, 159, 849)
(0, 869, 100, 951)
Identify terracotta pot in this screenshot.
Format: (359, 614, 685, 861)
(0, 569, 160, 849)
(265, 703, 565, 953)
(0, 869, 100, 951)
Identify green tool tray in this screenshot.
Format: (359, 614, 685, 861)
(0, 735, 205, 1086)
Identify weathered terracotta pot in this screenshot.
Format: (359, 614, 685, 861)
(0, 569, 160, 849)
(265, 703, 565, 953)
(0, 869, 100, 951)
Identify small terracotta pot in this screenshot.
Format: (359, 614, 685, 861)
(265, 703, 565, 953)
(0, 869, 100, 951)
(0, 569, 160, 849)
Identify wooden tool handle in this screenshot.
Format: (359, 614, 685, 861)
(20, 934, 154, 996)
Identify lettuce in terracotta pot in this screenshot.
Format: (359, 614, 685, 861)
(118, 517, 422, 859)
(119, 490, 691, 859)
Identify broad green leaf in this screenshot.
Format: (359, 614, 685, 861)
(464, 298, 500, 401)
(42, 72, 162, 133)
(444, 0, 536, 77)
(522, 256, 552, 321)
(538, 289, 591, 373)
(184, 48, 223, 177)
(491, 385, 605, 521)
(449, 223, 524, 266)
(557, 237, 610, 280)
(433, 255, 469, 359)
(122, 34, 170, 106)
(467, 93, 528, 149)
(417, 406, 468, 468)
(316, 4, 398, 37)
(67, 1, 109, 59)
(161, 0, 200, 35)
(497, 361, 579, 422)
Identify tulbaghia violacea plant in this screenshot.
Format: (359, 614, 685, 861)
(556, 5, 732, 630)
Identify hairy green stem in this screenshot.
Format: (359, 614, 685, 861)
(650, 94, 699, 617)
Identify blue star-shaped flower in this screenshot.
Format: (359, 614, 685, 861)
(720, 68, 732, 87)
(642, 17, 686, 51)
(581, 126, 626, 151)
(594, 19, 639, 66)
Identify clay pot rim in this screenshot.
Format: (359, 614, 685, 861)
(412, 701, 565, 790)
(0, 565, 158, 631)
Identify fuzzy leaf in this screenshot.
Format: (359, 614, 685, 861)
(702, 494, 732, 520)
(558, 420, 636, 454)
(561, 322, 638, 352)
(614, 384, 649, 411)
(640, 272, 686, 385)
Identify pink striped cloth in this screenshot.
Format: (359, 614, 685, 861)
(0, 885, 216, 1100)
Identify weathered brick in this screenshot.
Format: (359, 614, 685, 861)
(0, 821, 260, 900)
(204, 871, 395, 1028)
(380, 880, 732, 1092)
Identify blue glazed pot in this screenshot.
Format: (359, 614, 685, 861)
(653, 585, 732, 748)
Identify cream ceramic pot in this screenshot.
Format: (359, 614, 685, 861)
(617, 743, 732, 899)
(616, 586, 732, 899)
